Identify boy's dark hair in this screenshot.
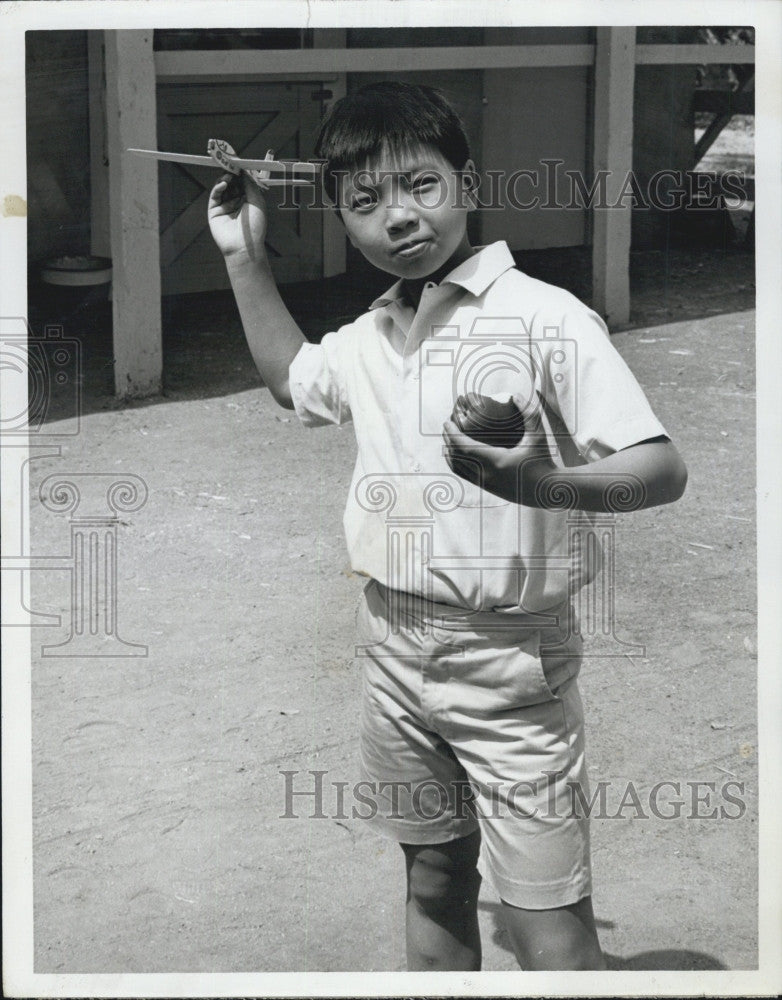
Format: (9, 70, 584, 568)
(314, 81, 471, 207)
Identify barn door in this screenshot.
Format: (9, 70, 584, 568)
(157, 82, 323, 293)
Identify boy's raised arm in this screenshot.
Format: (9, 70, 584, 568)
(208, 172, 305, 409)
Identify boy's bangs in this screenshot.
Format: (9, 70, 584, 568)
(328, 128, 453, 190)
(315, 83, 471, 205)
(354, 140, 450, 181)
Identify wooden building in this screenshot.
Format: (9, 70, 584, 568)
(25, 27, 754, 397)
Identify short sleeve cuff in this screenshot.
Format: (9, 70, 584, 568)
(288, 339, 351, 427)
(582, 415, 669, 460)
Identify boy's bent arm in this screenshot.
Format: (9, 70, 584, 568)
(444, 425, 688, 512)
(224, 254, 304, 410)
(520, 436, 688, 511)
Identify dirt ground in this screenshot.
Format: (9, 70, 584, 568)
(24, 228, 757, 976)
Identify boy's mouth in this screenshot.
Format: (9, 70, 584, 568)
(392, 238, 431, 259)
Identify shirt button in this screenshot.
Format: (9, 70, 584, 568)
(424, 281, 436, 290)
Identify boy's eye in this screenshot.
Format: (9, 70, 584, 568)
(411, 173, 445, 207)
(412, 173, 441, 190)
(349, 190, 378, 211)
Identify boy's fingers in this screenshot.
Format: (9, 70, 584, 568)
(443, 421, 494, 485)
(209, 179, 231, 208)
(443, 419, 504, 458)
(442, 418, 479, 453)
(209, 172, 244, 205)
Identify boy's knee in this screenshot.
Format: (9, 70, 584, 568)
(402, 832, 481, 914)
(501, 895, 605, 971)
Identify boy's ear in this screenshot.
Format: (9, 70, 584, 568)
(461, 159, 479, 211)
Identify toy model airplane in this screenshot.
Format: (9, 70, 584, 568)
(128, 139, 320, 189)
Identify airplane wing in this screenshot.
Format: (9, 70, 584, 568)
(128, 148, 320, 176)
(128, 148, 217, 167)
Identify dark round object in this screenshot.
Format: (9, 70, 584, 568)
(452, 392, 525, 447)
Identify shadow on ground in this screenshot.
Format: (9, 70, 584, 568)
(478, 900, 729, 970)
(28, 241, 754, 426)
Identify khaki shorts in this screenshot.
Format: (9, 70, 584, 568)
(356, 579, 592, 910)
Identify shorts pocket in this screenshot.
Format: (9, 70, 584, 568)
(441, 625, 565, 711)
(356, 579, 382, 640)
(538, 609, 583, 695)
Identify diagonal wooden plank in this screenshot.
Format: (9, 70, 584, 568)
(161, 188, 211, 266)
(240, 112, 301, 160)
(160, 176, 302, 266)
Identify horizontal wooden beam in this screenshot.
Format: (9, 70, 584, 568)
(155, 45, 596, 76)
(635, 44, 755, 65)
(694, 90, 754, 115)
(155, 43, 755, 78)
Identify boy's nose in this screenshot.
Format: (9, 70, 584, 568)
(385, 197, 419, 233)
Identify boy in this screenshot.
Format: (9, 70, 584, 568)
(208, 82, 687, 971)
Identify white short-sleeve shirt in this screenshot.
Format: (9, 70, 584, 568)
(289, 241, 667, 613)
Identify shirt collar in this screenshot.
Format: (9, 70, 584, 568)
(368, 241, 516, 310)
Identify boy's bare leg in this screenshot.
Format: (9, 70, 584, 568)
(401, 830, 482, 970)
(500, 895, 606, 970)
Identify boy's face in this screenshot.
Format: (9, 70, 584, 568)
(337, 143, 475, 281)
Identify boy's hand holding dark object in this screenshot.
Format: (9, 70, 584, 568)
(443, 394, 554, 507)
(452, 392, 526, 448)
(443, 395, 687, 512)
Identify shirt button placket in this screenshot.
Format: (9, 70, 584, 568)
(408, 289, 435, 472)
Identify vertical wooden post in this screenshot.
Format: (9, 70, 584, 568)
(314, 29, 347, 278)
(592, 27, 636, 328)
(104, 29, 162, 398)
(87, 32, 110, 257)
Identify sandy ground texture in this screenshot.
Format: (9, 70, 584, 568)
(25, 247, 757, 974)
